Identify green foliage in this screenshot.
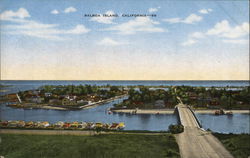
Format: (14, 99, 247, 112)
(0, 134, 180, 158)
(168, 124, 184, 134)
(39, 85, 123, 97)
(213, 133, 250, 158)
(117, 86, 177, 109)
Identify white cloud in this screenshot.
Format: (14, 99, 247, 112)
(222, 39, 248, 44)
(183, 14, 203, 24)
(105, 17, 165, 35)
(65, 25, 90, 34)
(51, 10, 59, 15)
(163, 18, 181, 23)
(199, 8, 213, 14)
(64, 7, 77, 13)
(90, 10, 116, 24)
(189, 32, 205, 39)
(207, 20, 249, 38)
(182, 32, 204, 46)
(0, 8, 30, 20)
(163, 13, 202, 24)
(7, 22, 90, 40)
(1, 8, 90, 40)
(181, 39, 197, 46)
(182, 20, 249, 46)
(148, 8, 158, 13)
(98, 37, 123, 46)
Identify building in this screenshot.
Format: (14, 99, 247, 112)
(27, 96, 44, 103)
(154, 100, 165, 108)
(62, 98, 77, 106)
(44, 93, 52, 97)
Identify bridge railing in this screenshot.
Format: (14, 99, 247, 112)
(174, 107, 183, 126)
(187, 106, 202, 128)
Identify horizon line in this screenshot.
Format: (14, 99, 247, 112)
(0, 79, 249, 81)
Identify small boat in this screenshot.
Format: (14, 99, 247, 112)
(110, 123, 119, 130)
(108, 111, 112, 114)
(226, 111, 233, 115)
(95, 122, 103, 128)
(118, 122, 125, 130)
(215, 109, 225, 115)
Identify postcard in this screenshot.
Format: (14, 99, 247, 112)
(0, 0, 249, 158)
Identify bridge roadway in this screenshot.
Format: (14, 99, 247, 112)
(175, 104, 234, 158)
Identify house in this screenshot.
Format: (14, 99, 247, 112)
(208, 99, 220, 109)
(65, 95, 77, 100)
(76, 100, 88, 105)
(7, 94, 18, 102)
(27, 96, 44, 103)
(154, 100, 165, 108)
(31, 90, 40, 95)
(45, 92, 52, 97)
(49, 99, 61, 105)
(186, 92, 198, 100)
(62, 98, 77, 106)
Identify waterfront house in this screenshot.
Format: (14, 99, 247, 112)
(76, 100, 88, 105)
(27, 96, 44, 103)
(49, 99, 61, 105)
(62, 98, 77, 106)
(7, 94, 18, 102)
(155, 100, 165, 108)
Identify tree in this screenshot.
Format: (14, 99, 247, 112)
(110, 86, 119, 92)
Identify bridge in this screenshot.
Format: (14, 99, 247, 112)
(175, 103, 234, 158)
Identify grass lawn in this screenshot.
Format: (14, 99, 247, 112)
(213, 133, 250, 158)
(0, 133, 179, 158)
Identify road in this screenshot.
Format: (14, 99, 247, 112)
(175, 104, 234, 158)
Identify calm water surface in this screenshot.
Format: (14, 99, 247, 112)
(197, 113, 250, 134)
(0, 97, 177, 131)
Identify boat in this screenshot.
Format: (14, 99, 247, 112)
(215, 109, 225, 115)
(95, 122, 103, 128)
(118, 122, 125, 129)
(110, 123, 119, 130)
(226, 111, 233, 115)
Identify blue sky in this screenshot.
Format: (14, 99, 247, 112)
(0, 0, 249, 80)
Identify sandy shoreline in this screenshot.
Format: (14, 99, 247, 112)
(112, 109, 250, 114)
(194, 109, 250, 114)
(112, 109, 175, 114)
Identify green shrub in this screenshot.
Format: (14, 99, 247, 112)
(168, 124, 184, 134)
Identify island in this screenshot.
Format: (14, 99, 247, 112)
(111, 85, 250, 114)
(0, 85, 127, 110)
